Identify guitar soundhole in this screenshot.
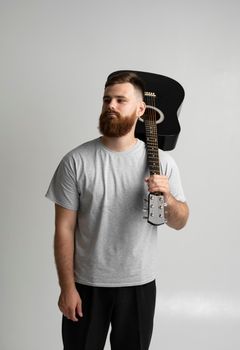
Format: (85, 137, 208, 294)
(139, 106, 165, 124)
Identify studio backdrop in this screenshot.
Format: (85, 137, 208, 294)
(1, 0, 240, 349)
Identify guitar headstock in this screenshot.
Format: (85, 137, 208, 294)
(148, 193, 166, 226)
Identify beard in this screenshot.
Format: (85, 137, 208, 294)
(98, 110, 137, 137)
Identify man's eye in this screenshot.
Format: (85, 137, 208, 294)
(117, 99, 126, 103)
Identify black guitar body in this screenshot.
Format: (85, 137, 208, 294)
(107, 70, 185, 151)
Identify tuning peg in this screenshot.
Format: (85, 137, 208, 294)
(142, 209, 148, 219)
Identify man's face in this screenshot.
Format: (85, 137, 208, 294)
(99, 82, 145, 137)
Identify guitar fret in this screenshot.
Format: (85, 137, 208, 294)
(148, 157, 159, 161)
(148, 161, 160, 166)
(146, 141, 158, 145)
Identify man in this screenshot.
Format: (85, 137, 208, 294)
(46, 71, 189, 350)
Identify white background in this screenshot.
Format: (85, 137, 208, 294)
(1, 0, 240, 349)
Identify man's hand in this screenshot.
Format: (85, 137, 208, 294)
(145, 174, 189, 230)
(145, 175, 170, 201)
(58, 287, 83, 322)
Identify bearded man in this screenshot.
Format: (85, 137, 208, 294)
(46, 71, 189, 350)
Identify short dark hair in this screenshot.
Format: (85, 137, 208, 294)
(105, 71, 145, 99)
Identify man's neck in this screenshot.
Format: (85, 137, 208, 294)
(100, 133, 138, 152)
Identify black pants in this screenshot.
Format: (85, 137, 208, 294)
(62, 280, 156, 350)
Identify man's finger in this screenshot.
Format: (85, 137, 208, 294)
(68, 308, 79, 322)
(77, 302, 83, 318)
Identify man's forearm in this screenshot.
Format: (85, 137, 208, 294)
(165, 194, 189, 230)
(54, 228, 76, 291)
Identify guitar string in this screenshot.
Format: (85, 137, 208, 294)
(153, 93, 161, 176)
(147, 94, 154, 174)
(145, 95, 151, 172)
(150, 93, 159, 175)
(145, 93, 160, 176)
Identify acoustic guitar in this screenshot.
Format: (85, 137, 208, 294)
(107, 70, 185, 225)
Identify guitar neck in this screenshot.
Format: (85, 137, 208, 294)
(144, 118, 160, 176)
(143, 92, 166, 226)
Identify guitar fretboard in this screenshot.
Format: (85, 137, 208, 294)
(144, 92, 160, 176)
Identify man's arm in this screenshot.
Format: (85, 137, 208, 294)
(54, 204, 83, 321)
(163, 192, 189, 230)
(145, 175, 189, 230)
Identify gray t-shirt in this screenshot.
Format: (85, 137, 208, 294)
(46, 138, 186, 287)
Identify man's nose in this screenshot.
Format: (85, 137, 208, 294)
(108, 99, 116, 110)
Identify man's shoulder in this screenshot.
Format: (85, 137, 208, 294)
(158, 149, 179, 176)
(63, 138, 100, 160)
(159, 149, 175, 163)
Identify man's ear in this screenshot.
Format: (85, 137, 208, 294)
(137, 101, 146, 118)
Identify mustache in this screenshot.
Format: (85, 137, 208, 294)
(101, 110, 121, 118)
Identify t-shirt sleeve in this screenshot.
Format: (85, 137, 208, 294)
(160, 151, 186, 203)
(168, 157, 186, 202)
(45, 154, 80, 211)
